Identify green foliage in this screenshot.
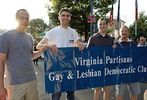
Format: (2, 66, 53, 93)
(26, 18, 48, 38)
(48, 0, 116, 41)
(129, 12, 147, 40)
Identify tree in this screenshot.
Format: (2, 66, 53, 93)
(47, 0, 116, 41)
(129, 12, 147, 41)
(27, 18, 48, 38)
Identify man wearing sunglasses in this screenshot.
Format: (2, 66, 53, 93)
(0, 9, 47, 100)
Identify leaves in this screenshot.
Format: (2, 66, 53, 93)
(129, 12, 147, 40)
(26, 18, 48, 38)
(48, 0, 116, 41)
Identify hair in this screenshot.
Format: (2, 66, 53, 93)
(97, 18, 108, 25)
(58, 7, 72, 16)
(139, 36, 146, 41)
(120, 25, 129, 32)
(16, 9, 28, 18)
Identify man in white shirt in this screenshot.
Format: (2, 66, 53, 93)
(37, 8, 84, 100)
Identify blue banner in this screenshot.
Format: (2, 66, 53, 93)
(44, 47, 147, 93)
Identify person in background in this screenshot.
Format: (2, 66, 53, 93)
(36, 8, 84, 100)
(137, 36, 146, 47)
(0, 9, 48, 100)
(87, 18, 114, 100)
(114, 25, 141, 100)
(33, 39, 39, 65)
(137, 36, 147, 100)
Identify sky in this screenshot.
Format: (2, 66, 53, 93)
(0, 0, 147, 30)
(113, 0, 147, 26)
(0, 0, 49, 30)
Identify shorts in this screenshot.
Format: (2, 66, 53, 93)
(144, 90, 147, 100)
(116, 82, 141, 96)
(95, 85, 114, 92)
(7, 80, 39, 100)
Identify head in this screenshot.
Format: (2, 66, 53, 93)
(119, 25, 129, 39)
(139, 36, 146, 45)
(97, 18, 108, 33)
(58, 8, 72, 27)
(16, 9, 29, 29)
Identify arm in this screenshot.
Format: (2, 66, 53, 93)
(0, 53, 7, 100)
(32, 49, 45, 60)
(32, 37, 48, 59)
(36, 37, 49, 50)
(86, 37, 93, 48)
(36, 37, 58, 54)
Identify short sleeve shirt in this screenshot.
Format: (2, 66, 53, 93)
(87, 33, 114, 47)
(44, 26, 80, 47)
(0, 30, 36, 85)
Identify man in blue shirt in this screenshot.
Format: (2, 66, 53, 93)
(0, 9, 48, 100)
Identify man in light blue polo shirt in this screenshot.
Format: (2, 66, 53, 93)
(0, 9, 48, 100)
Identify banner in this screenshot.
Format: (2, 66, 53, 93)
(44, 47, 147, 93)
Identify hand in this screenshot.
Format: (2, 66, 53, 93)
(74, 41, 85, 51)
(42, 42, 50, 51)
(0, 87, 7, 100)
(49, 44, 58, 54)
(112, 44, 117, 48)
(78, 43, 85, 51)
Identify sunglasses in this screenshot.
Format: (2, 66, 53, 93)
(18, 16, 29, 21)
(61, 14, 71, 17)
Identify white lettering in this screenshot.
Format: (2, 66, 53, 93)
(48, 72, 64, 82)
(138, 65, 147, 73)
(105, 66, 136, 76)
(77, 69, 101, 79)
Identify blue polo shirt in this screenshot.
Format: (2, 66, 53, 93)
(0, 30, 36, 85)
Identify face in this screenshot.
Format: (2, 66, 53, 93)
(120, 26, 129, 39)
(139, 37, 146, 44)
(58, 11, 71, 26)
(16, 10, 29, 29)
(97, 19, 107, 33)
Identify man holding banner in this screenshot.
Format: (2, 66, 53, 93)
(114, 25, 141, 100)
(0, 9, 48, 100)
(87, 18, 114, 100)
(37, 8, 84, 100)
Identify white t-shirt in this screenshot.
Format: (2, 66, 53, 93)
(45, 26, 80, 47)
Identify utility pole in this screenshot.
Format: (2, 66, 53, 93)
(90, 0, 93, 36)
(135, 0, 138, 36)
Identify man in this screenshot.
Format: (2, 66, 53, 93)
(114, 25, 141, 100)
(137, 37, 147, 100)
(137, 36, 147, 47)
(87, 18, 114, 100)
(36, 8, 84, 100)
(0, 9, 47, 100)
